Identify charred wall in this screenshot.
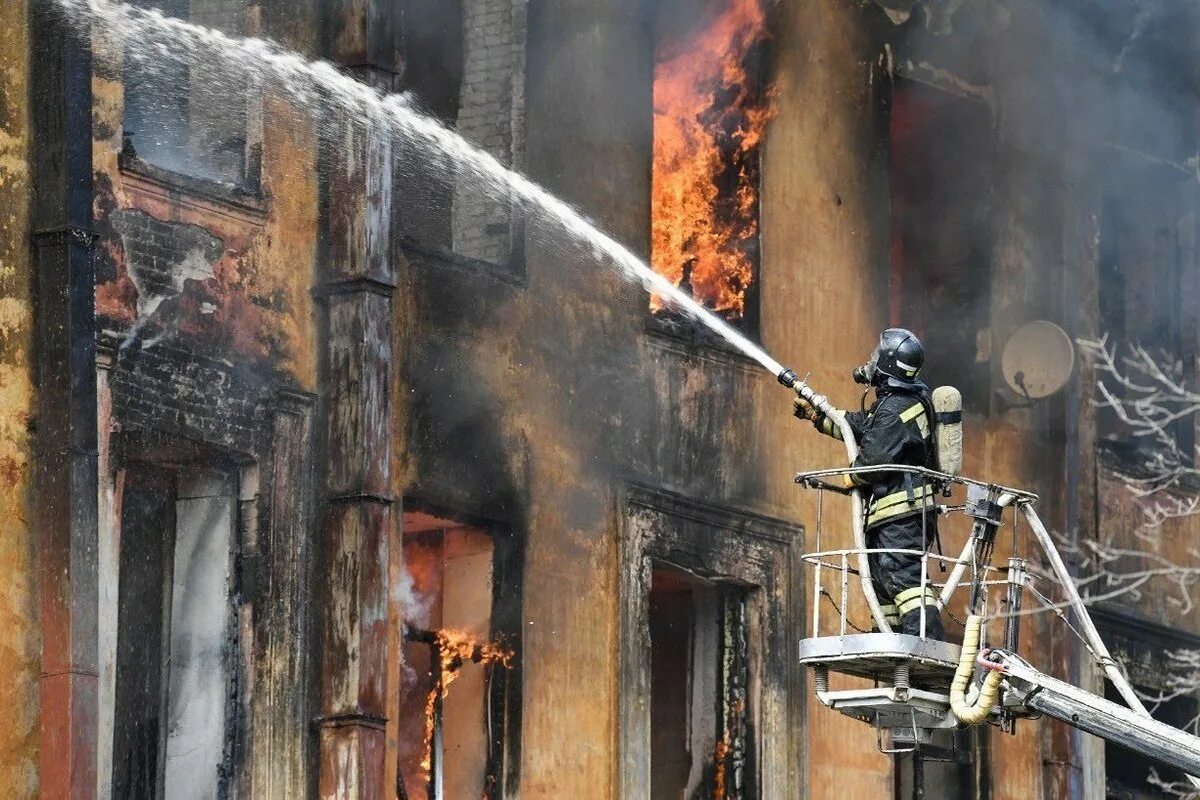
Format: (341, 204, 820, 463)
(873, 2, 1200, 798)
(86, 0, 323, 797)
(397, 0, 846, 797)
(10, 0, 1200, 796)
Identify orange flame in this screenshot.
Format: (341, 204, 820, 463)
(419, 629, 514, 777)
(713, 738, 730, 799)
(651, 0, 775, 320)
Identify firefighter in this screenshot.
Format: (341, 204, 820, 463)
(794, 328, 944, 640)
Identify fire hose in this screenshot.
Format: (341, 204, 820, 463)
(949, 615, 1003, 724)
(778, 368, 894, 633)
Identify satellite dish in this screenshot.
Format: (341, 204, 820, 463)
(1001, 321, 1075, 399)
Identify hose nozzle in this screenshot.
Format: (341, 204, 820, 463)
(778, 368, 798, 389)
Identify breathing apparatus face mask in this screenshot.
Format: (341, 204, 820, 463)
(852, 347, 880, 385)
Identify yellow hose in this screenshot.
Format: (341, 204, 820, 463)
(950, 615, 1004, 725)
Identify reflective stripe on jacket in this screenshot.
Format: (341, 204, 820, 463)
(814, 387, 936, 526)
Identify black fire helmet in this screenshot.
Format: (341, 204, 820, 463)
(857, 328, 925, 387)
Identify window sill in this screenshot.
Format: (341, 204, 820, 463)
(119, 153, 267, 220)
(643, 311, 761, 373)
(398, 235, 525, 288)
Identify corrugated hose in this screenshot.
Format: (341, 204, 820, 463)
(950, 614, 1004, 725)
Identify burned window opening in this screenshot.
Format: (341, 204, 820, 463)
(620, 486, 801, 799)
(1104, 681, 1199, 799)
(649, 566, 756, 799)
(1097, 155, 1198, 472)
(110, 460, 244, 800)
(649, 0, 774, 340)
(887, 77, 995, 410)
(398, 510, 518, 800)
(395, 0, 526, 272)
(122, 0, 259, 191)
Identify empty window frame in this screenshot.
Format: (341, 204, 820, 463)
(395, 0, 526, 268)
(1104, 680, 1199, 799)
(649, 0, 772, 335)
(1096, 154, 1198, 467)
(888, 78, 995, 409)
(398, 511, 513, 800)
(122, 0, 259, 188)
(649, 565, 756, 799)
(111, 464, 241, 800)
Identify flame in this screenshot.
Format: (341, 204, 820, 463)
(651, 0, 775, 320)
(713, 738, 730, 799)
(419, 629, 514, 777)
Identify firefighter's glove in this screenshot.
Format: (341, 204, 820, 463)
(793, 396, 819, 421)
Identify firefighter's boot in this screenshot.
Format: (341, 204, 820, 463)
(900, 606, 944, 640)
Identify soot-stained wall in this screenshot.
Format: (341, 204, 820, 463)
(11, 0, 1200, 797)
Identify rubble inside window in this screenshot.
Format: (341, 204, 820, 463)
(648, 566, 754, 800)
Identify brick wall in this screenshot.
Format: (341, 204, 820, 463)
(105, 208, 268, 454)
(453, 0, 526, 265)
(111, 335, 268, 455)
(110, 209, 224, 318)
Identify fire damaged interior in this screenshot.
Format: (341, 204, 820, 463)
(650, 0, 772, 339)
(8, 0, 1200, 798)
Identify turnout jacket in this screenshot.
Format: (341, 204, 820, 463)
(812, 385, 936, 528)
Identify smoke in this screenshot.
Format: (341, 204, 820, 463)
(394, 561, 432, 633)
(875, 0, 1200, 410)
(885, 1, 1197, 192)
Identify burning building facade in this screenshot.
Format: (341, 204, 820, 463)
(2, 0, 1200, 799)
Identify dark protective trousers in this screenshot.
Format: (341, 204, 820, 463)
(867, 511, 944, 639)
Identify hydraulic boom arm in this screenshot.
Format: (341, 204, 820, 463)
(993, 650, 1200, 781)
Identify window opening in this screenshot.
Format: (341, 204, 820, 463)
(888, 78, 995, 409)
(396, 0, 525, 269)
(1096, 155, 1196, 468)
(111, 464, 239, 800)
(122, 0, 254, 187)
(650, 0, 773, 335)
(1104, 680, 1199, 798)
(649, 565, 755, 799)
(398, 512, 513, 800)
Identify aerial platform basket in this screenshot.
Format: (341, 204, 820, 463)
(781, 378, 1200, 782)
(793, 464, 1041, 751)
(799, 632, 963, 748)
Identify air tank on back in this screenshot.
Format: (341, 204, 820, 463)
(932, 385, 963, 476)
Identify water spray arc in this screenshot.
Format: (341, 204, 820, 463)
(56, 0, 878, 630)
(52, 0, 790, 374)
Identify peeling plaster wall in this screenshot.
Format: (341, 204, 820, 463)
(87, 2, 321, 796)
(90, 11, 318, 390)
(0, 1, 38, 796)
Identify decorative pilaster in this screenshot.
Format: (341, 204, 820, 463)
(315, 7, 397, 792)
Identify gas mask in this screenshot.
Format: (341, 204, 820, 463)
(852, 347, 880, 385)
